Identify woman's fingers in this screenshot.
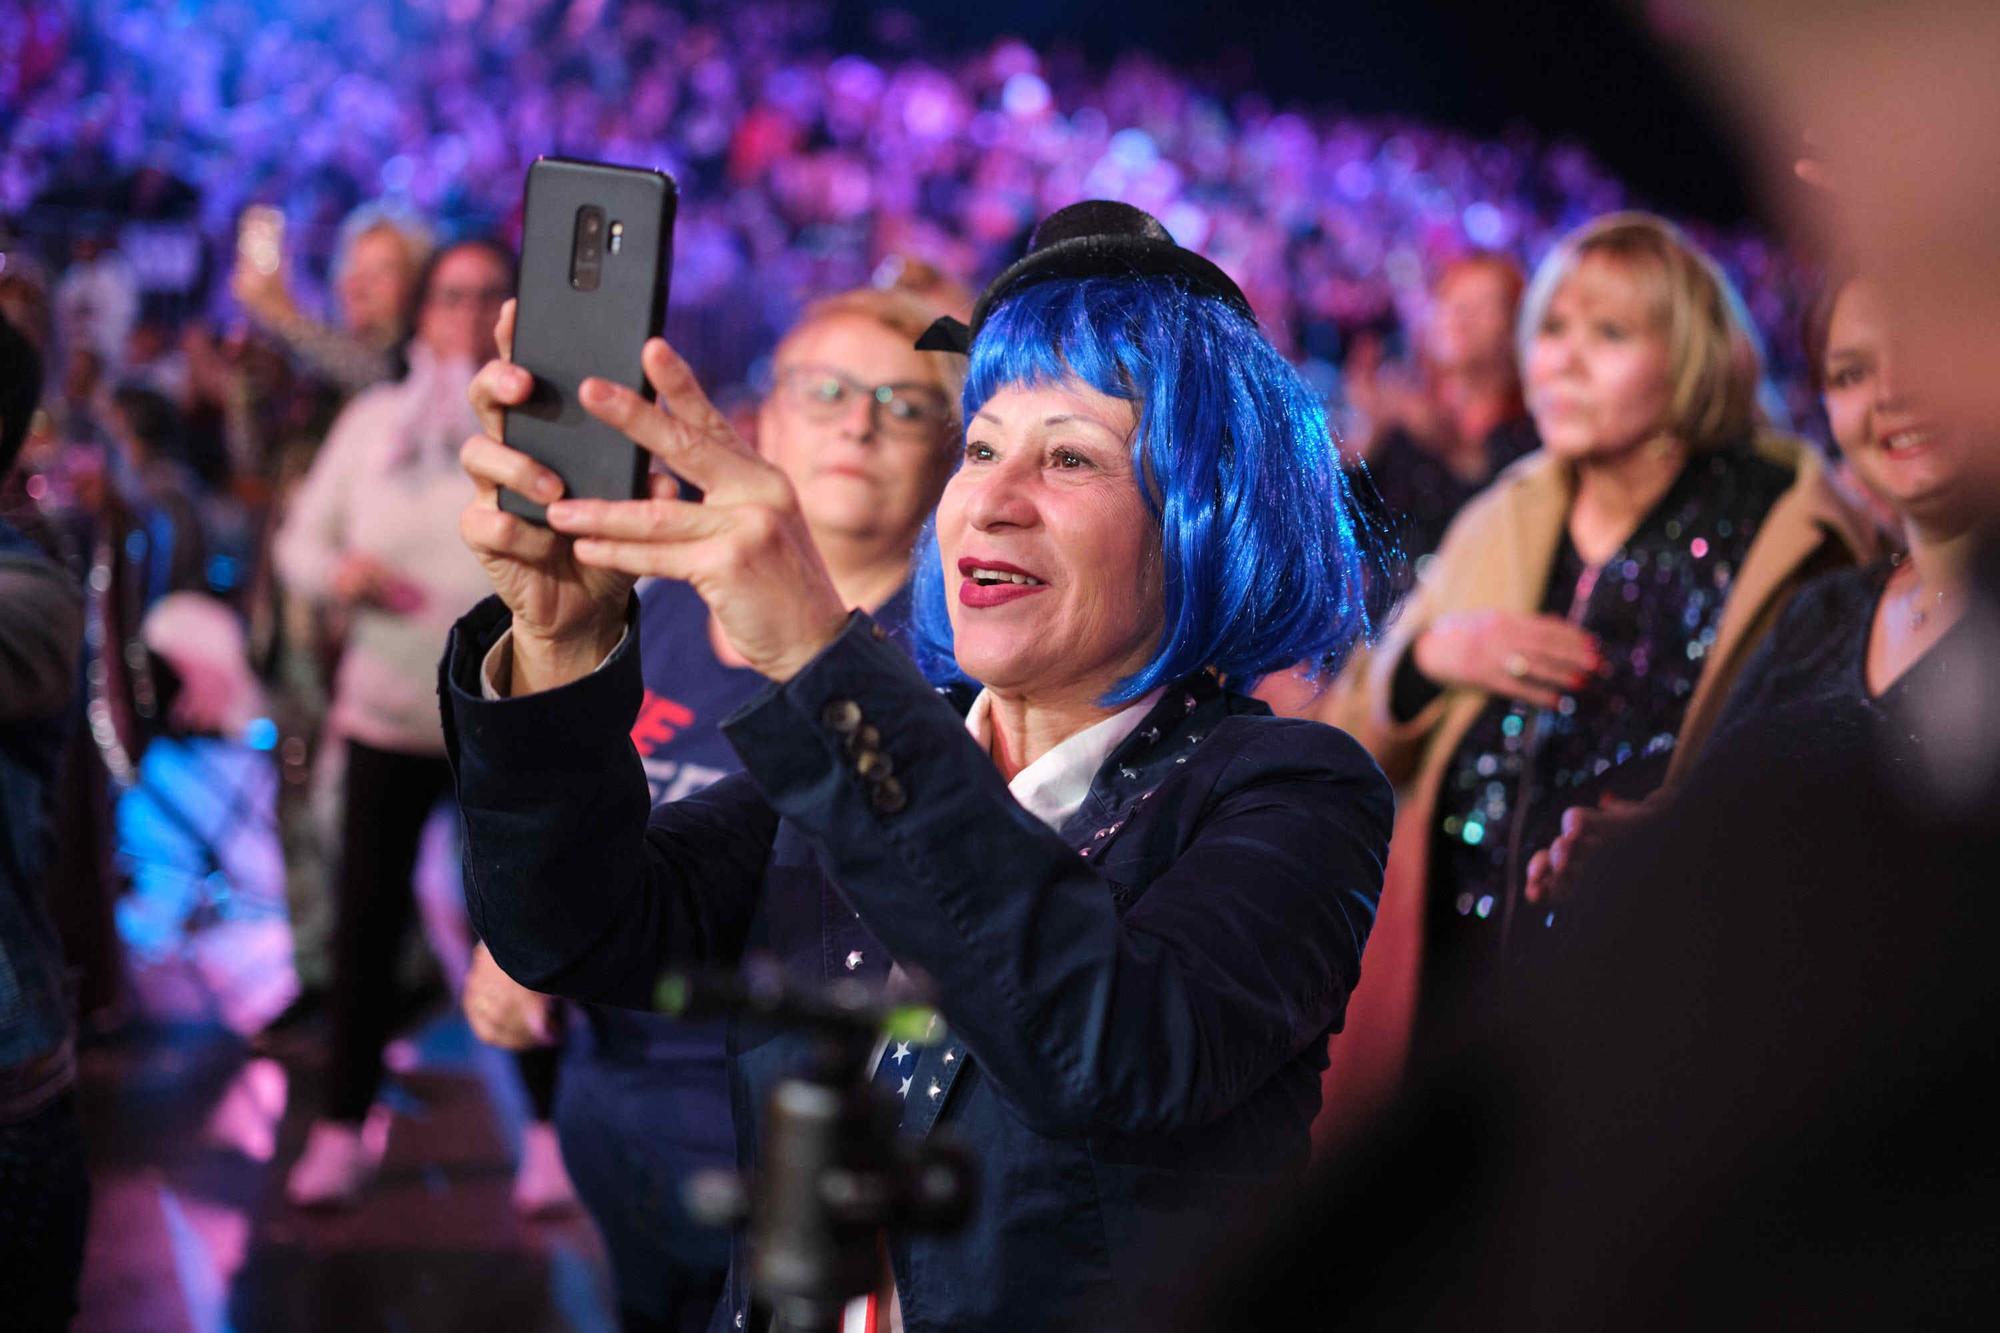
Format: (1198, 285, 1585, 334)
(462, 433, 563, 506)
(1522, 615, 1603, 673)
(1523, 848, 1554, 904)
(546, 494, 722, 544)
(568, 534, 718, 581)
(461, 502, 562, 565)
(495, 298, 516, 361)
(641, 336, 740, 443)
(469, 357, 535, 439)
(1493, 671, 1564, 710)
(577, 373, 773, 500)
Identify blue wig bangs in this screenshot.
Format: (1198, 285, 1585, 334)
(911, 275, 1388, 703)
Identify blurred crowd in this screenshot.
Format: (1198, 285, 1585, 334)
(5, 0, 1823, 420)
(7, 1, 1999, 1330)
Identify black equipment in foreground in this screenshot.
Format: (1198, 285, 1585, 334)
(656, 965, 976, 1333)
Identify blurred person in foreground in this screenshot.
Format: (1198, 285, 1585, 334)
(1, 310, 90, 1330)
(1335, 212, 1874, 1103)
(1174, 270, 2000, 1333)
(462, 279, 961, 1327)
(274, 239, 571, 1211)
(449, 201, 1390, 1332)
(1170, 5, 2000, 1327)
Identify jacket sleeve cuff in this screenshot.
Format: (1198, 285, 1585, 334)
(440, 593, 644, 774)
(720, 611, 968, 823)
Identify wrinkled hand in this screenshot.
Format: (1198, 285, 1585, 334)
(463, 943, 559, 1050)
(1523, 795, 1643, 906)
(543, 336, 848, 683)
(1413, 609, 1603, 710)
(459, 299, 633, 691)
(331, 552, 425, 614)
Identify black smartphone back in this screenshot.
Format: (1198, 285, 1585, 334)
(501, 157, 677, 524)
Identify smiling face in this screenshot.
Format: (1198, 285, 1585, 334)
(757, 311, 956, 552)
(1822, 279, 1975, 534)
(935, 379, 1162, 700)
(1524, 254, 1676, 462)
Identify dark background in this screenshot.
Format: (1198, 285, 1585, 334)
(833, 0, 1755, 226)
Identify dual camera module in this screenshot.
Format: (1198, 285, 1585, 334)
(569, 206, 624, 291)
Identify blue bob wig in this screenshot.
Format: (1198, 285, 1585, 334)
(911, 274, 1390, 704)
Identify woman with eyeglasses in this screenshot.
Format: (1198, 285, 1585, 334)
(459, 283, 961, 1330)
(274, 238, 565, 1210)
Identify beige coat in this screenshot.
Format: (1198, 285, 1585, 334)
(1310, 436, 1879, 1147)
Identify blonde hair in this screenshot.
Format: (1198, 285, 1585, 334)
(1518, 212, 1758, 452)
(334, 202, 435, 281)
(778, 284, 966, 415)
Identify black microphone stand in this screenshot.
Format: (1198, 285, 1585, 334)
(659, 967, 975, 1333)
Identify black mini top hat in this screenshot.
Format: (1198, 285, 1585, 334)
(914, 199, 1255, 355)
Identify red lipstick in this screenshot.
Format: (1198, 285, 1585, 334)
(956, 556, 1049, 609)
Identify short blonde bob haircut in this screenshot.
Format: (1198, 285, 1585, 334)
(777, 283, 967, 414)
(1517, 211, 1759, 453)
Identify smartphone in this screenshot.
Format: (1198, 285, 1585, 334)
(502, 157, 677, 524)
(237, 205, 285, 275)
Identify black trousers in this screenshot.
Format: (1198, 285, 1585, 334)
(0, 1088, 91, 1331)
(326, 738, 558, 1122)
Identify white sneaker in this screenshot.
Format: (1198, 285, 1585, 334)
(512, 1121, 579, 1219)
(286, 1117, 382, 1209)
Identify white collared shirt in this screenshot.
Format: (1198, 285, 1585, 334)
(962, 686, 1165, 831)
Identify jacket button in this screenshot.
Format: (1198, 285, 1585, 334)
(872, 777, 907, 813)
(821, 699, 862, 734)
(855, 750, 894, 781)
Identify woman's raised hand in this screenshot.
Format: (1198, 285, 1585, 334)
(545, 337, 849, 683)
(1412, 608, 1604, 710)
(460, 299, 633, 692)
(1522, 794, 1643, 905)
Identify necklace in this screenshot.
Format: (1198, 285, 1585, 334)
(1892, 553, 1949, 629)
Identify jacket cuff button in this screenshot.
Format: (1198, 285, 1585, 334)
(855, 750, 894, 781)
(820, 699, 862, 734)
(871, 776, 907, 813)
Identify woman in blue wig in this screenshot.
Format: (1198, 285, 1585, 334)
(444, 201, 1392, 1333)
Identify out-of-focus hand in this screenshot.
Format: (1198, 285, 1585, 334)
(1523, 795, 1643, 906)
(463, 943, 559, 1050)
(330, 552, 426, 614)
(458, 300, 633, 692)
(543, 336, 848, 683)
(230, 256, 299, 328)
(1413, 609, 1604, 710)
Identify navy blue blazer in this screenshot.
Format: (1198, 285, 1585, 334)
(442, 595, 1391, 1332)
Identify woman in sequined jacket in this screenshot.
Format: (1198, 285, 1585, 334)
(445, 201, 1393, 1332)
(1325, 214, 1878, 1099)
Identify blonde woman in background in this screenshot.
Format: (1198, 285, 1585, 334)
(1321, 213, 1876, 1122)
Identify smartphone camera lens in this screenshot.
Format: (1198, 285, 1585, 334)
(571, 206, 606, 292)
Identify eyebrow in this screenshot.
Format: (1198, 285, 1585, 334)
(970, 409, 1121, 434)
